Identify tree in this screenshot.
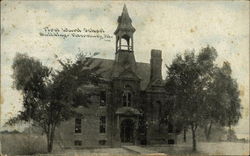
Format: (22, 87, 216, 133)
(166, 50, 202, 151)
(227, 128, 237, 141)
(165, 46, 241, 151)
(196, 46, 218, 142)
(7, 52, 101, 152)
(220, 62, 241, 128)
(202, 61, 241, 141)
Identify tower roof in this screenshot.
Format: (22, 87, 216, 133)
(114, 4, 136, 34)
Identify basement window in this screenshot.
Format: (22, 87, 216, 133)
(74, 140, 82, 146)
(168, 139, 175, 144)
(99, 140, 107, 145)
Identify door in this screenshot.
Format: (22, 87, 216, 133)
(120, 119, 134, 143)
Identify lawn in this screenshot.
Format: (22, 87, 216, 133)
(146, 142, 250, 155)
(1, 133, 47, 155)
(0, 133, 136, 156)
(1, 133, 249, 156)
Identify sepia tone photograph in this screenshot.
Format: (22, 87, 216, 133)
(0, 1, 249, 155)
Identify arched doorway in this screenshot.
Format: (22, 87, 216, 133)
(120, 119, 134, 143)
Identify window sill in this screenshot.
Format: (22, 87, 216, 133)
(99, 106, 107, 108)
(99, 133, 106, 135)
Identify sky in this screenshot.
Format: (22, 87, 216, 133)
(1, 1, 249, 138)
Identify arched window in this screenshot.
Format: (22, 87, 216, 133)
(121, 38, 128, 50)
(122, 91, 132, 107)
(117, 34, 132, 52)
(123, 92, 127, 106)
(122, 85, 133, 107)
(128, 92, 132, 106)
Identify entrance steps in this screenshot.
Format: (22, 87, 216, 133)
(122, 145, 167, 155)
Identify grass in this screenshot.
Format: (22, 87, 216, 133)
(1, 133, 47, 155)
(1, 134, 249, 156)
(145, 142, 249, 155)
(145, 144, 203, 155)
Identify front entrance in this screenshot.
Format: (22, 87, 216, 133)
(120, 119, 134, 143)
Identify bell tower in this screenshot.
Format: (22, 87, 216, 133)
(111, 4, 138, 78)
(114, 4, 136, 53)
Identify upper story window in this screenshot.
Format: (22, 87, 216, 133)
(123, 91, 132, 107)
(100, 116, 106, 133)
(157, 101, 162, 120)
(122, 85, 133, 107)
(75, 118, 81, 133)
(168, 123, 174, 133)
(153, 101, 162, 121)
(100, 91, 106, 106)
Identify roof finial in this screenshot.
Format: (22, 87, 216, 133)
(122, 4, 128, 14)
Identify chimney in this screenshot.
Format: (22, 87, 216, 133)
(150, 49, 162, 82)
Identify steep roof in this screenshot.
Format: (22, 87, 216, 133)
(91, 58, 150, 90)
(114, 4, 136, 34)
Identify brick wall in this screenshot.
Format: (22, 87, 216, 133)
(55, 84, 111, 148)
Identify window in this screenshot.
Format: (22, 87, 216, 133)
(168, 139, 175, 144)
(123, 93, 127, 106)
(156, 101, 162, 120)
(128, 92, 132, 106)
(168, 123, 174, 133)
(100, 116, 106, 133)
(100, 91, 106, 106)
(75, 118, 81, 133)
(99, 140, 107, 145)
(74, 140, 82, 146)
(122, 91, 132, 107)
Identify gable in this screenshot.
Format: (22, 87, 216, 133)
(90, 58, 151, 90)
(118, 68, 140, 80)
